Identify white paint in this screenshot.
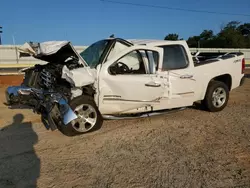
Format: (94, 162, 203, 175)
(96, 39, 244, 115)
(0, 39, 246, 116)
(61, 65, 96, 87)
(97, 45, 165, 114)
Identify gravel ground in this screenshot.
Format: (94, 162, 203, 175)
(0, 75, 250, 188)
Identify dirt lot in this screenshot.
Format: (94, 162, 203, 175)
(0, 74, 250, 188)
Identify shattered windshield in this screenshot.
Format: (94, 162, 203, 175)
(80, 40, 109, 68)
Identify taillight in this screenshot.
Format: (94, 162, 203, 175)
(242, 58, 245, 74)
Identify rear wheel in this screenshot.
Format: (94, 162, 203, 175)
(58, 96, 103, 136)
(202, 81, 229, 112)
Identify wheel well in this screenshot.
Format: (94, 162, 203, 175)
(211, 74, 232, 91)
(82, 85, 95, 97)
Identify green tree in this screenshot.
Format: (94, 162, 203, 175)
(164, 33, 182, 41)
(237, 23, 250, 36)
(186, 21, 250, 48)
(217, 21, 247, 48)
(199, 30, 214, 40)
(187, 36, 200, 48)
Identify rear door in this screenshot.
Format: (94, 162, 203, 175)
(97, 46, 165, 114)
(158, 44, 196, 108)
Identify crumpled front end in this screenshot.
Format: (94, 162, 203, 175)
(5, 85, 78, 130)
(5, 40, 99, 131)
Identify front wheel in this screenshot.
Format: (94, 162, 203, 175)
(58, 95, 103, 136)
(202, 81, 229, 112)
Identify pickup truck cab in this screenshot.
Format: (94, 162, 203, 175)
(6, 37, 245, 136)
(92, 38, 245, 114)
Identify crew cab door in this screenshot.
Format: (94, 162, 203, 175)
(158, 44, 196, 108)
(97, 46, 164, 114)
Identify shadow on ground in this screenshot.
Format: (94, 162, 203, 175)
(0, 114, 40, 188)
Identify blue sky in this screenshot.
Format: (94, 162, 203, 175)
(0, 0, 250, 45)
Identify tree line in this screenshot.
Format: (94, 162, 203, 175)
(164, 21, 250, 48)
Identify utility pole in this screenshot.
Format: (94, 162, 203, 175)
(12, 34, 19, 64)
(198, 40, 200, 48)
(0, 26, 2, 45)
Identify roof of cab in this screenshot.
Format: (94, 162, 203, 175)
(103, 37, 187, 47)
(126, 39, 187, 47)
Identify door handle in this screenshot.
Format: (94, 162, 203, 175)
(180, 75, 193, 79)
(145, 82, 161, 87)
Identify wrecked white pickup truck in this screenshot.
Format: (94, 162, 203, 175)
(5, 38, 245, 136)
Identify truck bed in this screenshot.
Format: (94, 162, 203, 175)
(193, 52, 244, 67)
(192, 52, 245, 102)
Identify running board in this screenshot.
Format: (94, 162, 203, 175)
(102, 107, 186, 120)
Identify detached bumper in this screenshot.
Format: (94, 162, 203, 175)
(5, 86, 78, 126)
(5, 86, 32, 105)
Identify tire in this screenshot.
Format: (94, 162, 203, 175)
(58, 95, 103, 136)
(202, 81, 229, 112)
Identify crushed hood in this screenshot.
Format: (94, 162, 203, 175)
(19, 41, 98, 88)
(19, 41, 70, 56)
(18, 41, 87, 65)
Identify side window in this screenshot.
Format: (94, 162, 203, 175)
(109, 50, 146, 75)
(152, 51, 159, 71)
(160, 45, 189, 70)
(146, 51, 159, 73)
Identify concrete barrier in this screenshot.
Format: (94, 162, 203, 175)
(0, 45, 249, 68)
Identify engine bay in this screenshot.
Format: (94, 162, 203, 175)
(14, 40, 98, 108)
(22, 58, 84, 99)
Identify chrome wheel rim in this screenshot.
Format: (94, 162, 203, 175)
(71, 104, 97, 133)
(212, 87, 227, 108)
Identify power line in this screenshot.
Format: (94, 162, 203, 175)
(101, 0, 250, 17)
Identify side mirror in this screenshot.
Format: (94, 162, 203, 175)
(109, 65, 117, 75)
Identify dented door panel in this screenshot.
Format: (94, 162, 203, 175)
(97, 46, 167, 114)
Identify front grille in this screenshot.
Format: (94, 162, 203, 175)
(23, 68, 56, 89)
(40, 69, 57, 89)
(40, 69, 54, 88)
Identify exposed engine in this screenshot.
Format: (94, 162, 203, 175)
(6, 40, 96, 132)
(22, 57, 83, 99)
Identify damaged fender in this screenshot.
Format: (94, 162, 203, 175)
(61, 65, 97, 87)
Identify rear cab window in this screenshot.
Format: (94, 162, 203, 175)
(158, 45, 189, 71)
